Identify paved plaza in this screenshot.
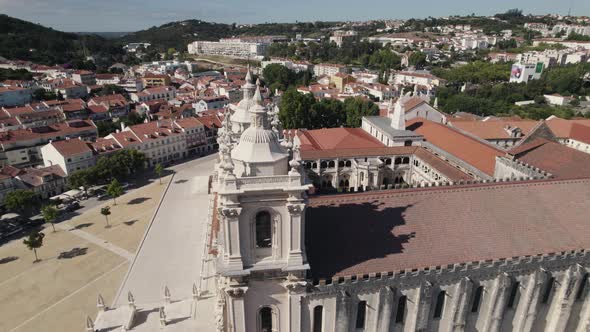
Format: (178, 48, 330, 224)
(0, 155, 218, 332)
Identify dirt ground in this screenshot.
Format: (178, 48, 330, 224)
(0, 177, 170, 332)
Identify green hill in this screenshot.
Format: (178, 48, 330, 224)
(0, 14, 123, 68)
(119, 20, 344, 51)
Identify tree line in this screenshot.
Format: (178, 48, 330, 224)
(436, 63, 590, 119)
(279, 88, 379, 129)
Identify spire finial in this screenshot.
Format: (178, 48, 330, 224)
(245, 65, 253, 83)
(253, 86, 263, 104)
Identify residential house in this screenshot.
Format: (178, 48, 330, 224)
(41, 138, 96, 175)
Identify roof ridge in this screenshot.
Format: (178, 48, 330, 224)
(309, 178, 589, 204)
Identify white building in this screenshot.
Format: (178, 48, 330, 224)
(509, 63, 543, 83)
(391, 71, 442, 87)
(261, 58, 313, 73)
(313, 63, 347, 77)
(329, 30, 358, 47)
(552, 24, 590, 37)
(188, 39, 269, 60)
(130, 86, 177, 103)
(41, 138, 96, 175)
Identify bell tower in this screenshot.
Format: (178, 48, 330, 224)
(213, 86, 311, 331)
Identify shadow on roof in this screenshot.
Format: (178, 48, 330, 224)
(305, 201, 414, 279)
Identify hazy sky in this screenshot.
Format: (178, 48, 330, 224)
(1, 0, 588, 32)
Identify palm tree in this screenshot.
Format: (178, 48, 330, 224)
(100, 206, 111, 228)
(155, 163, 164, 185)
(41, 205, 59, 232)
(23, 231, 45, 263)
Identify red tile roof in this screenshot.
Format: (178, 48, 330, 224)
(299, 128, 385, 152)
(508, 138, 590, 179)
(450, 120, 539, 139)
(407, 118, 504, 176)
(306, 178, 590, 279)
(569, 123, 590, 144)
(0, 120, 96, 144)
(47, 139, 93, 157)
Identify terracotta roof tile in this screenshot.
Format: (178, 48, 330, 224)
(407, 118, 504, 176)
(508, 138, 590, 179)
(47, 139, 93, 157)
(306, 179, 590, 279)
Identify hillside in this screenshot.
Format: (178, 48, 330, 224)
(119, 20, 344, 51)
(0, 14, 123, 68)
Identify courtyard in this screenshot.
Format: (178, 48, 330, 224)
(0, 175, 172, 332)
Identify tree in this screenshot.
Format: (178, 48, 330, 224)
(343, 97, 379, 127)
(100, 206, 111, 228)
(41, 205, 59, 233)
(4, 190, 38, 215)
(155, 163, 164, 185)
(408, 52, 427, 69)
(107, 179, 123, 205)
(23, 231, 45, 263)
(68, 169, 93, 191)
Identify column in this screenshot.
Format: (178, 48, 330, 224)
(414, 281, 434, 332)
(335, 290, 352, 332)
(220, 207, 243, 272)
(514, 269, 546, 332)
(285, 202, 306, 270)
(482, 272, 511, 332)
(376, 287, 395, 332)
(226, 286, 248, 332)
(546, 265, 584, 332)
(449, 277, 473, 332)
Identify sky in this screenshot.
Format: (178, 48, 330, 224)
(1, 0, 589, 32)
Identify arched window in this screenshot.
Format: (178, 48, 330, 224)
(345, 160, 352, 167)
(328, 161, 335, 168)
(259, 307, 273, 332)
(355, 301, 367, 329)
(385, 158, 392, 165)
(320, 161, 327, 169)
(338, 161, 344, 168)
(402, 157, 410, 164)
(255, 211, 272, 248)
(395, 157, 402, 165)
(395, 295, 406, 324)
(312, 162, 318, 169)
(471, 286, 484, 313)
(433, 291, 446, 319)
(313, 305, 323, 332)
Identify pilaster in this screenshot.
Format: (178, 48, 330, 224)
(414, 281, 433, 332)
(285, 202, 307, 270)
(449, 277, 473, 332)
(575, 271, 590, 332)
(376, 286, 395, 332)
(219, 206, 244, 273)
(483, 272, 511, 332)
(335, 290, 352, 332)
(515, 269, 546, 332)
(225, 286, 248, 332)
(546, 265, 585, 332)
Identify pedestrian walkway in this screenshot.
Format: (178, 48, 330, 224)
(56, 223, 134, 261)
